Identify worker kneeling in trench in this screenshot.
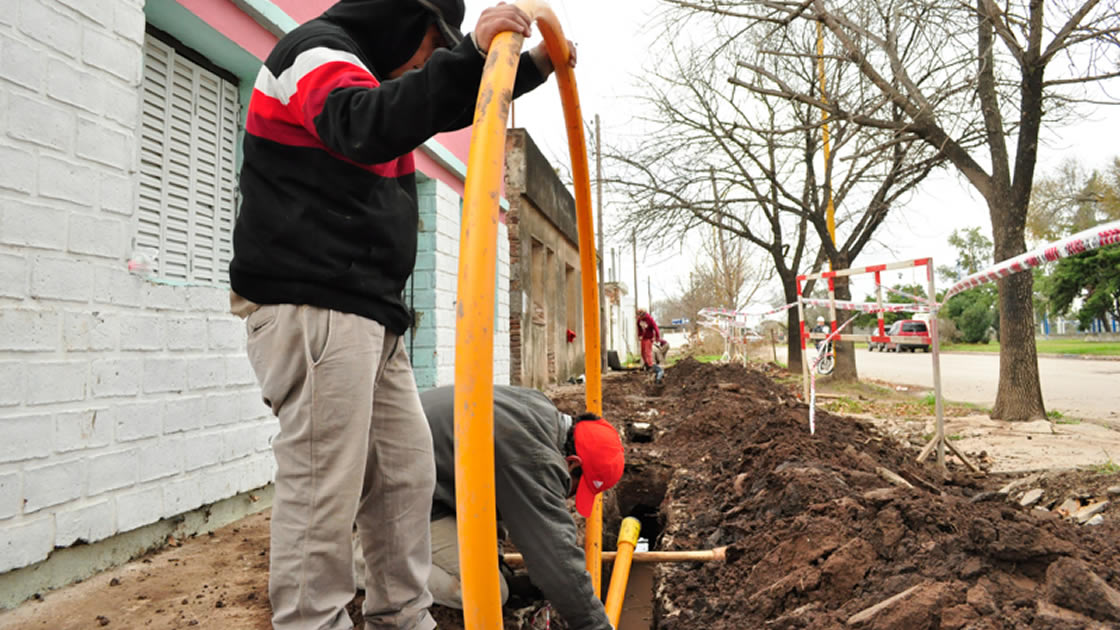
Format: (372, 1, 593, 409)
(354, 385, 625, 629)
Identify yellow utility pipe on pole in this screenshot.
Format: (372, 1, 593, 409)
(603, 517, 642, 627)
(817, 21, 837, 257)
(454, 2, 602, 627)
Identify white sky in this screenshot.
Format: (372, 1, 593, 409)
(463, 1, 1120, 314)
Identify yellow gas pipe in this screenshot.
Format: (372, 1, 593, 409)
(603, 517, 642, 627)
(453, 2, 602, 628)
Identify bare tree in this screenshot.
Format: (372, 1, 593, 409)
(698, 222, 768, 310)
(688, 0, 1120, 419)
(607, 15, 942, 376)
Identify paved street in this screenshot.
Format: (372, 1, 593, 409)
(853, 348, 1120, 423)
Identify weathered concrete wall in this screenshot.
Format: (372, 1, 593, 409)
(504, 129, 584, 388)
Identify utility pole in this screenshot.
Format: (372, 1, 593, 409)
(632, 230, 638, 355)
(596, 114, 606, 371)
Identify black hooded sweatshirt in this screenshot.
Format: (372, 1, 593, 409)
(230, 0, 546, 333)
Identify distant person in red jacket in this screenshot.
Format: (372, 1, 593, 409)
(637, 308, 664, 383)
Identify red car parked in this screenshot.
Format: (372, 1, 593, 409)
(885, 319, 931, 352)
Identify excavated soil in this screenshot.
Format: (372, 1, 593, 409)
(548, 359, 1120, 629)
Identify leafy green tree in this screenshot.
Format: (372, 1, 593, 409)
(945, 288, 998, 343)
(1043, 247, 1120, 331)
(1028, 159, 1120, 243)
(938, 227, 992, 282)
(855, 284, 923, 329)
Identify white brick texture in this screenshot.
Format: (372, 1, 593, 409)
(38, 155, 99, 207)
(26, 360, 87, 405)
(23, 459, 84, 513)
(0, 32, 46, 91)
(68, 213, 125, 258)
(0, 362, 25, 406)
(115, 484, 162, 532)
(0, 516, 52, 573)
(76, 117, 132, 169)
(1, 199, 68, 250)
(0, 0, 284, 578)
(31, 255, 95, 302)
(55, 499, 114, 546)
(0, 413, 51, 463)
(17, 0, 82, 59)
(86, 448, 137, 496)
(108, 399, 163, 442)
(63, 311, 119, 351)
(0, 252, 27, 298)
(56, 408, 111, 452)
(0, 471, 21, 520)
(81, 26, 139, 82)
(0, 144, 36, 194)
(91, 357, 142, 398)
(7, 92, 75, 151)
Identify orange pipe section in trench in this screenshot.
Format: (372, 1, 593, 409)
(453, 2, 602, 628)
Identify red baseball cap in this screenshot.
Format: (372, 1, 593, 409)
(573, 418, 625, 517)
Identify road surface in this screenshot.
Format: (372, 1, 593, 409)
(852, 348, 1120, 422)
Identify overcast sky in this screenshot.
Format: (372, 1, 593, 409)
(463, 1, 1120, 314)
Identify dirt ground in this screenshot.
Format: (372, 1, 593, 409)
(3, 358, 1120, 629)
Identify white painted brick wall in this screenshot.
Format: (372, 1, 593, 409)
(55, 499, 114, 547)
(115, 485, 163, 532)
(86, 449, 137, 495)
(0, 516, 52, 573)
(1, 199, 68, 250)
(55, 408, 111, 452)
(68, 213, 125, 259)
(31, 255, 95, 302)
(26, 360, 87, 405)
(0, 414, 52, 463)
(0, 472, 22, 520)
(0, 252, 27, 299)
(23, 459, 84, 513)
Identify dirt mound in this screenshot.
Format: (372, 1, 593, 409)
(569, 358, 1120, 629)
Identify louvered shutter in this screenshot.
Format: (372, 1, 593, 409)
(138, 34, 240, 285)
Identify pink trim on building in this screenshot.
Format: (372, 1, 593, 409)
(271, 0, 329, 25)
(178, 0, 277, 59)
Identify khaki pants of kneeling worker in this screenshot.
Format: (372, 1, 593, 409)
(245, 304, 437, 630)
(354, 516, 509, 608)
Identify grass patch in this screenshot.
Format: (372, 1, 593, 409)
(822, 396, 870, 415)
(1047, 409, 1064, 420)
(942, 339, 1120, 356)
(948, 434, 964, 441)
(1055, 417, 1082, 425)
(695, 354, 723, 364)
(1093, 460, 1120, 475)
(921, 392, 937, 408)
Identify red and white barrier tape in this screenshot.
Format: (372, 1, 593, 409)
(944, 220, 1120, 300)
(801, 297, 932, 313)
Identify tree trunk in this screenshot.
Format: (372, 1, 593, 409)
(989, 197, 1047, 421)
(781, 274, 804, 374)
(831, 269, 859, 382)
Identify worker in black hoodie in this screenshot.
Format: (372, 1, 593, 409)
(229, 2, 573, 629)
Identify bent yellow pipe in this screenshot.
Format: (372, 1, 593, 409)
(454, 2, 602, 628)
(603, 517, 642, 627)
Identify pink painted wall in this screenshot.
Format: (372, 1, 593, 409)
(178, 0, 277, 59)
(271, 0, 332, 25)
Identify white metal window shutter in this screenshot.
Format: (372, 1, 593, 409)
(139, 35, 239, 284)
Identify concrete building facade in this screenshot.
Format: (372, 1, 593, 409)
(504, 129, 585, 388)
(0, 0, 529, 603)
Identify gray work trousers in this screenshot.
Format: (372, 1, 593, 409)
(245, 304, 436, 630)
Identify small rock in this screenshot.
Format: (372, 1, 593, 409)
(862, 488, 899, 506)
(96, 616, 110, 626)
(1018, 488, 1044, 507)
(1054, 498, 1080, 516)
(1086, 514, 1105, 526)
(1075, 501, 1109, 524)
(1035, 600, 1099, 629)
(966, 583, 996, 615)
(109, 577, 120, 587)
(732, 473, 749, 495)
(939, 603, 978, 630)
(215, 600, 225, 608)
(1045, 557, 1120, 622)
(1107, 486, 1120, 497)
